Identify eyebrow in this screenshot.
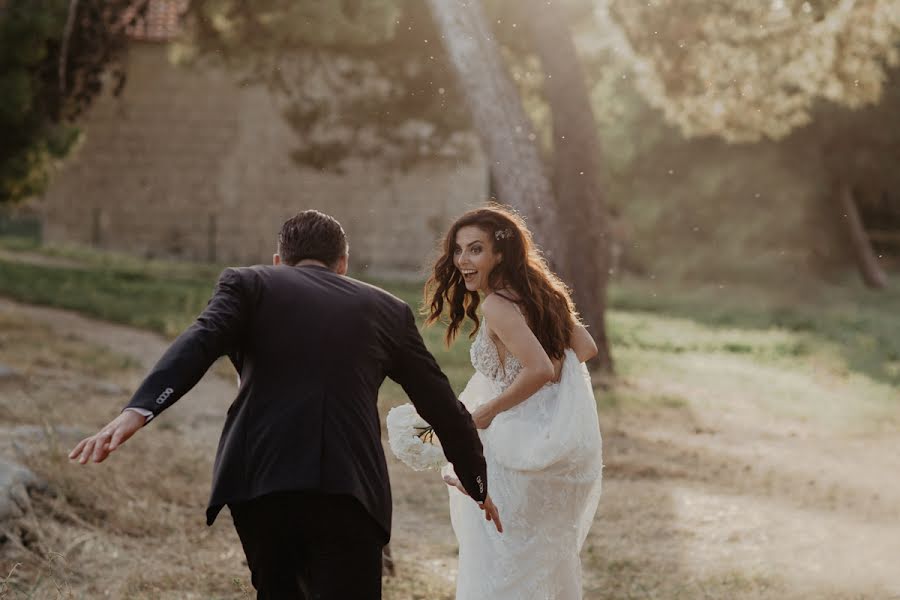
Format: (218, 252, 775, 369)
(455, 240, 485, 248)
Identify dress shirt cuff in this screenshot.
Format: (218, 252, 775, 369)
(123, 407, 153, 423)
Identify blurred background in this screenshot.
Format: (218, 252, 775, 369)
(0, 1, 898, 598)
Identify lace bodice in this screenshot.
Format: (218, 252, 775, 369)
(470, 320, 523, 389)
(450, 326, 604, 600)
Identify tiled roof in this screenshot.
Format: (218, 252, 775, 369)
(127, 0, 188, 42)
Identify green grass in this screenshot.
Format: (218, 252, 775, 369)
(0, 235, 224, 279)
(607, 312, 898, 432)
(0, 237, 897, 397)
(0, 241, 479, 389)
(0, 259, 217, 337)
(0, 234, 41, 252)
(611, 276, 900, 388)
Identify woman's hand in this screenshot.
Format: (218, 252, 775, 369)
(471, 403, 497, 429)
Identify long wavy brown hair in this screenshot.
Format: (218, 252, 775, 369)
(423, 204, 577, 360)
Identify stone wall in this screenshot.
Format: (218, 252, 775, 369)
(41, 43, 487, 276)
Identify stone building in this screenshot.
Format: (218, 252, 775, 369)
(40, 1, 486, 276)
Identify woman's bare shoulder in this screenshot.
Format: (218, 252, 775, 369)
(482, 291, 520, 316)
(482, 293, 528, 337)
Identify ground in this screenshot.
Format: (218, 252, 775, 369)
(0, 247, 898, 598)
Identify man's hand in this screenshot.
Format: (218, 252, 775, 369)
(69, 410, 146, 464)
(443, 474, 503, 533)
(479, 495, 503, 534)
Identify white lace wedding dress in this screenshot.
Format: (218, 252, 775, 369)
(443, 320, 603, 599)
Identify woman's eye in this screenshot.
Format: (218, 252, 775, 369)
(472, 247, 481, 254)
(453, 248, 462, 255)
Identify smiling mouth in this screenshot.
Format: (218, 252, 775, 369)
(461, 269, 477, 282)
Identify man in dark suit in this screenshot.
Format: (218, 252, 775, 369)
(69, 210, 501, 599)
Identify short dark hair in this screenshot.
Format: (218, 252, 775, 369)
(277, 210, 348, 267)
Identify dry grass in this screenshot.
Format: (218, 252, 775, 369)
(0, 307, 459, 600)
(1, 277, 899, 599)
(0, 313, 250, 599)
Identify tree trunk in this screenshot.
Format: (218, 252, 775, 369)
(836, 182, 888, 288)
(424, 0, 563, 264)
(59, 0, 80, 95)
(519, 0, 613, 371)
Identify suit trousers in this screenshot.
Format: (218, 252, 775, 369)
(230, 491, 386, 599)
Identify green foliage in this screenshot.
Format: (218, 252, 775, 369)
(0, 0, 145, 203)
(601, 0, 900, 142)
(181, 0, 473, 170)
(0, 1, 76, 201)
(187, 0, 403, 55)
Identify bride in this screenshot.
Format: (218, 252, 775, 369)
(424, 204, 604, 599)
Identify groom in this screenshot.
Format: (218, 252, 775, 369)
(69, 210, 501, 599)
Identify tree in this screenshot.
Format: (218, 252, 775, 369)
(185, 0, 617, 366)
(816, 69, 900, 288)
(598, 0, 900, 287)
(186, 0, 616, 366)
(597, 0, 900, 143)
(425, 0, 615, 370)
(183, 0, 475, 171)
(0, 0, 146, 203)
(518, 0, 613, 369)
(423, 0, 561, 258)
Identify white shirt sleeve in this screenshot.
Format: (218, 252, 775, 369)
(123, 407, 154, 423)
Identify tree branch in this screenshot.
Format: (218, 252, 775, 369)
(59, 0, 80, 96)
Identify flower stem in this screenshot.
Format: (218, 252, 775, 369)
(414, 425, 435, 445)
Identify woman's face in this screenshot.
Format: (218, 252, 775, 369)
(454, 225, 503, 293)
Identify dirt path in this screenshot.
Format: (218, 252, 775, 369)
(590, 402, 900, 598)
(2, 297, 899, 599)
(0, 298, 234, 448)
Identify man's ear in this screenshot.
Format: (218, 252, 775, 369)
(273, 253, 282, 266)
(335, 254, 349, 275)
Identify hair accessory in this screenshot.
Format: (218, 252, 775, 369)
(495, 228, 512, 241)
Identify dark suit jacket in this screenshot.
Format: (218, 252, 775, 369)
(125, 264, 487, 541)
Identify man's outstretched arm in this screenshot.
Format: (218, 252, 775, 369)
(70, 268, 251, 464)
(386, 304, 502, 532)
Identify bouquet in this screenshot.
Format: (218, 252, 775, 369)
(386, 404, 448, 471)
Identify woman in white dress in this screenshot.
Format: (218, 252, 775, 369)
(424, 204, 604, 600)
